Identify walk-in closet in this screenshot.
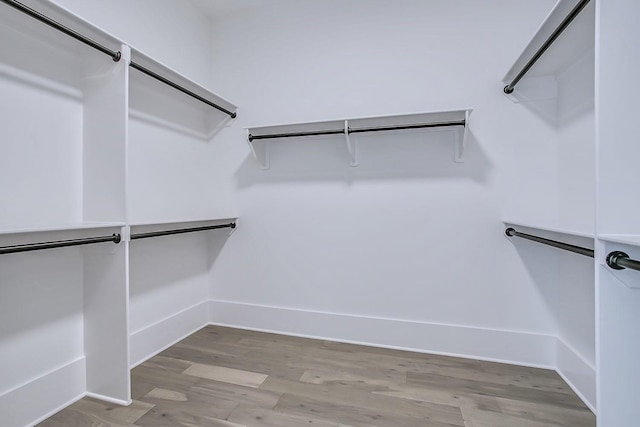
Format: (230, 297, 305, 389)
(0, 0, 637, 426)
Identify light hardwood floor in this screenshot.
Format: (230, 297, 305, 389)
(38, 326, 595, 426)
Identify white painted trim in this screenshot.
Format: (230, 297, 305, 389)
(129, 300, 209, 368)
(84, 392, 131, 407)
(0, 357, 86, 427)
(208, 299, 556, 369)
(555, 338, 597, 414)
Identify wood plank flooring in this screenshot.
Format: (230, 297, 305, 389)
(38, 326, 595, 426)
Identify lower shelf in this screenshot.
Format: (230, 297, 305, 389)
(598, 234, 640, 248)
(503, 220, 594, 239)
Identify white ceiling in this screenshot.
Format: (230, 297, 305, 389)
(189, 0, 270, 19)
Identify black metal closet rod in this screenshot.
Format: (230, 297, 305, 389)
(130, 222, 236, 241)
(0, 0, 121, 61)
(129, 61, 237, 118)
(248, 120, 465, 142)
(503, 0, 591, 94)
(0, 233, 121, 255)
(505, 227, 594, 258)
(249, 129, 344, 142)
(606, 251, 640, 272)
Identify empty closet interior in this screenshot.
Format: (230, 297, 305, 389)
(0, 0, 638, 426)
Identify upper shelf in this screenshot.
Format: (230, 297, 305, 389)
(0, 0, 122, 93)
(1, 0, 237, 134)
(128, 49, 237, 138)
(503, 0, 594, 84)
(246, 109, 472, 169)
(502, 0, 594, 116)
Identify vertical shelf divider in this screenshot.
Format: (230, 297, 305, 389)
(82, 43, 131, 404)
(247, 129, 270, 170)
(455, 109, 471, 163)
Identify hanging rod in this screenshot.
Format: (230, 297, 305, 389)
(130, 222, 236, 241)
(0, 233, 121, 255)
(129, 61, 237, 119)
(248, 120, 465, 142)
(606, 251, 640, 272)
(348, 121, 465, 135)
(248, 129, 344, 142)
(503, 0, 591, 94)
(0, 0, 121, 61)
(505, 227, 594, 258)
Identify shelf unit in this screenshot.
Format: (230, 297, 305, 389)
(0, 1, 238, 426)
(246, 109, 471, 169)
(501, 0, 597, 414)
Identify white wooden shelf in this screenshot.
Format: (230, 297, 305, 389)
(129, 48, 237, 139)
(246, 109, 472, 169)
(0, 0, 122, 91)
(502, 0, 594, 114)
(0, 222, 125, 236)
(598, 234, 640, 248)
(503, 220, 594, 239)
(129, 217, 237, 236)
(503, 220, 594, 260)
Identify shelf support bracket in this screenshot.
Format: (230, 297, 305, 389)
(455, 110, 471, 163)
(345, 120, 359, 167)
(247, 129, 269, 169)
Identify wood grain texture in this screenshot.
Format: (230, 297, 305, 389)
(38, 325, 595, 427)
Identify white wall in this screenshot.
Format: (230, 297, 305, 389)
(53, 0, 213, 86)
(206, 0, 562, 366)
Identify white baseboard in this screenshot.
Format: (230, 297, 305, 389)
(208, 299, 556, 369)
(0, 357, 86, 427)
(555, 338, 596, 413)
(84, 392, 130, 406)
(129, 301, 209, 368)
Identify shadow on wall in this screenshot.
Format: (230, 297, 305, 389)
(0, 248, 84, 342)
(505, 230, 594, 328)
(235, 128, 492, 187)
(128, 229, 233, 298)
(507, 49, 594, 129)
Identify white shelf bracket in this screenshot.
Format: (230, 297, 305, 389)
(247, 129, 270, 169)
(345, 120, 359, 166)
(455, 110, 471, 163)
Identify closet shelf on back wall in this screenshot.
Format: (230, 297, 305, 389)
(246, 109, 472, 169)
